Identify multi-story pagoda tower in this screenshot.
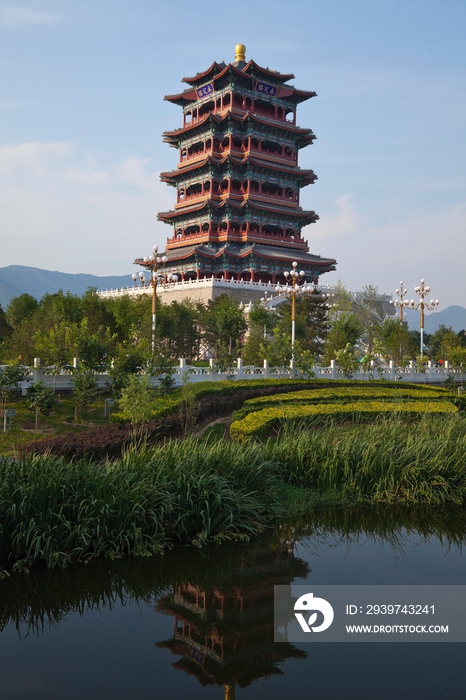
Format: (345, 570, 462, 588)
(153, 44, 336, 286)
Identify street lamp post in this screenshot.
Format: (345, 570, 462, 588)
(389, 281, 409, 322)
(407, 279, 439, 357)
(275, 262, 315, 371)
(259, 291, 273, 339)
(133, 245, 177, 355)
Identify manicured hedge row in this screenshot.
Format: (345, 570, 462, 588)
(230, 401, 458, 440)
(246, 386, 449, 405)
(110, 378, 445, 424)
(109, 378, 364, 424)
(231, 387, 452, 423)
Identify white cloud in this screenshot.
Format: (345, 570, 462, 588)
(116, 157, 161, 191)
(369, 201, 466, 264)
(322, 200, 466, 308)
(0, 141, 72, 175)
(0, 6, 58, 27)
(0, 141, 173, 274)
(66, 169, 110, 186)
(312, 193, 360, 239)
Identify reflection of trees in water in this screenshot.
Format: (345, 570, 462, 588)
(155, 540, 309, 697)
(288, 505, 466, 563)
(0, 506, 464, 643)
(0, 535, 303, 640)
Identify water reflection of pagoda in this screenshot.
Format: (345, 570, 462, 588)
(155, 542, 308, 698)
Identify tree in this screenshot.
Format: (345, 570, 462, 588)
(329, 280, 354, 317)
(242, 324, 267, 366)
(335, 343, 359, 379)
(148, 349, 176, 394)
(379, 318, 416, 365)
(118, 375, 156, 435)
(262, 328, 293, 368)
(447, 346, 466, 369)
(71, 366, 99, 422)
(274, 292, 329, 357)
(323, 312, 363, 365)
(156, 300, 202, 362)
(34, 322, 76, 392)
(354, 285, 386, 354)
(0, 362, 28, 411)
(26, 381, 55, 429)
(429, 325, 461, 362)
(107, 349, 147, 397)
(241, 303, 277, 366)
(80, 288, 116, 336)
(72, 318, 114, 371)
(5, 294, 39, 329)
(303, 291, 330, 355)
(457, 330, 466, 349)
(0, 304, 12, 345)
(200, 295, 247, 359)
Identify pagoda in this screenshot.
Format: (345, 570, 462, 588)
(152, 44, 336, 286)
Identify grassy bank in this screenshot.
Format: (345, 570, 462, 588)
(1, 414, 466, 572)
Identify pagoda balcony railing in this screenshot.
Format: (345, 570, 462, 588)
(179, 146, 297, 167)
(185, 104, 295, 128)
(175, 191, 299, 207)
(165, 229, 307, 247)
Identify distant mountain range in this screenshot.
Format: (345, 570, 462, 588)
(1, 265, 465, 334)
(0, 265, 130, 308)
(406, 305, 466, 334)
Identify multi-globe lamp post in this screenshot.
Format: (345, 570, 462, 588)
(275, 261, 315, 370)
(132, 245, 178, 355)
(389, 282, 409, 322)
(407, 279, 439, 357)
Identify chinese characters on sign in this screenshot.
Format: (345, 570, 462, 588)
(196, 83, 214, 100)
(255, 81, 277, 96)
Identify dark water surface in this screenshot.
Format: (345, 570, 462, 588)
(1, 507, 465, 700)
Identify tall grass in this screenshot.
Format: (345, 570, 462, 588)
(1, 415, 466, 571)
(263, 414, 466, 504)
(0, 440, 281, 571)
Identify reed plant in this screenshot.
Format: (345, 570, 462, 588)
(263, 414, 466, 504)
(0, 439, 280, 572)
(2, 414, 466, 572)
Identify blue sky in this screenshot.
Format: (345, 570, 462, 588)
(1, 0, 465, 310)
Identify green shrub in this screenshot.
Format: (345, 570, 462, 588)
(230, 401, 458, 440)
(231, 386, 451, 422)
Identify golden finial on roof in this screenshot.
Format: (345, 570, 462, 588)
(235, 44, 246, 62)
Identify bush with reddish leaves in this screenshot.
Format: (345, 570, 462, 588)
(21, 424, 133, 460)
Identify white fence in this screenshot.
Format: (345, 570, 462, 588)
(19, 357, 466, 393)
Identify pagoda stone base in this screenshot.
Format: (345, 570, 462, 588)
(98, 276, 279, 306)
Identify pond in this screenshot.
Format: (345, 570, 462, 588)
(1, 507, 465, 699)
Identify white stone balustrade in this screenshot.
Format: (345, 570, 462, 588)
(18, 357, 465, 394)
